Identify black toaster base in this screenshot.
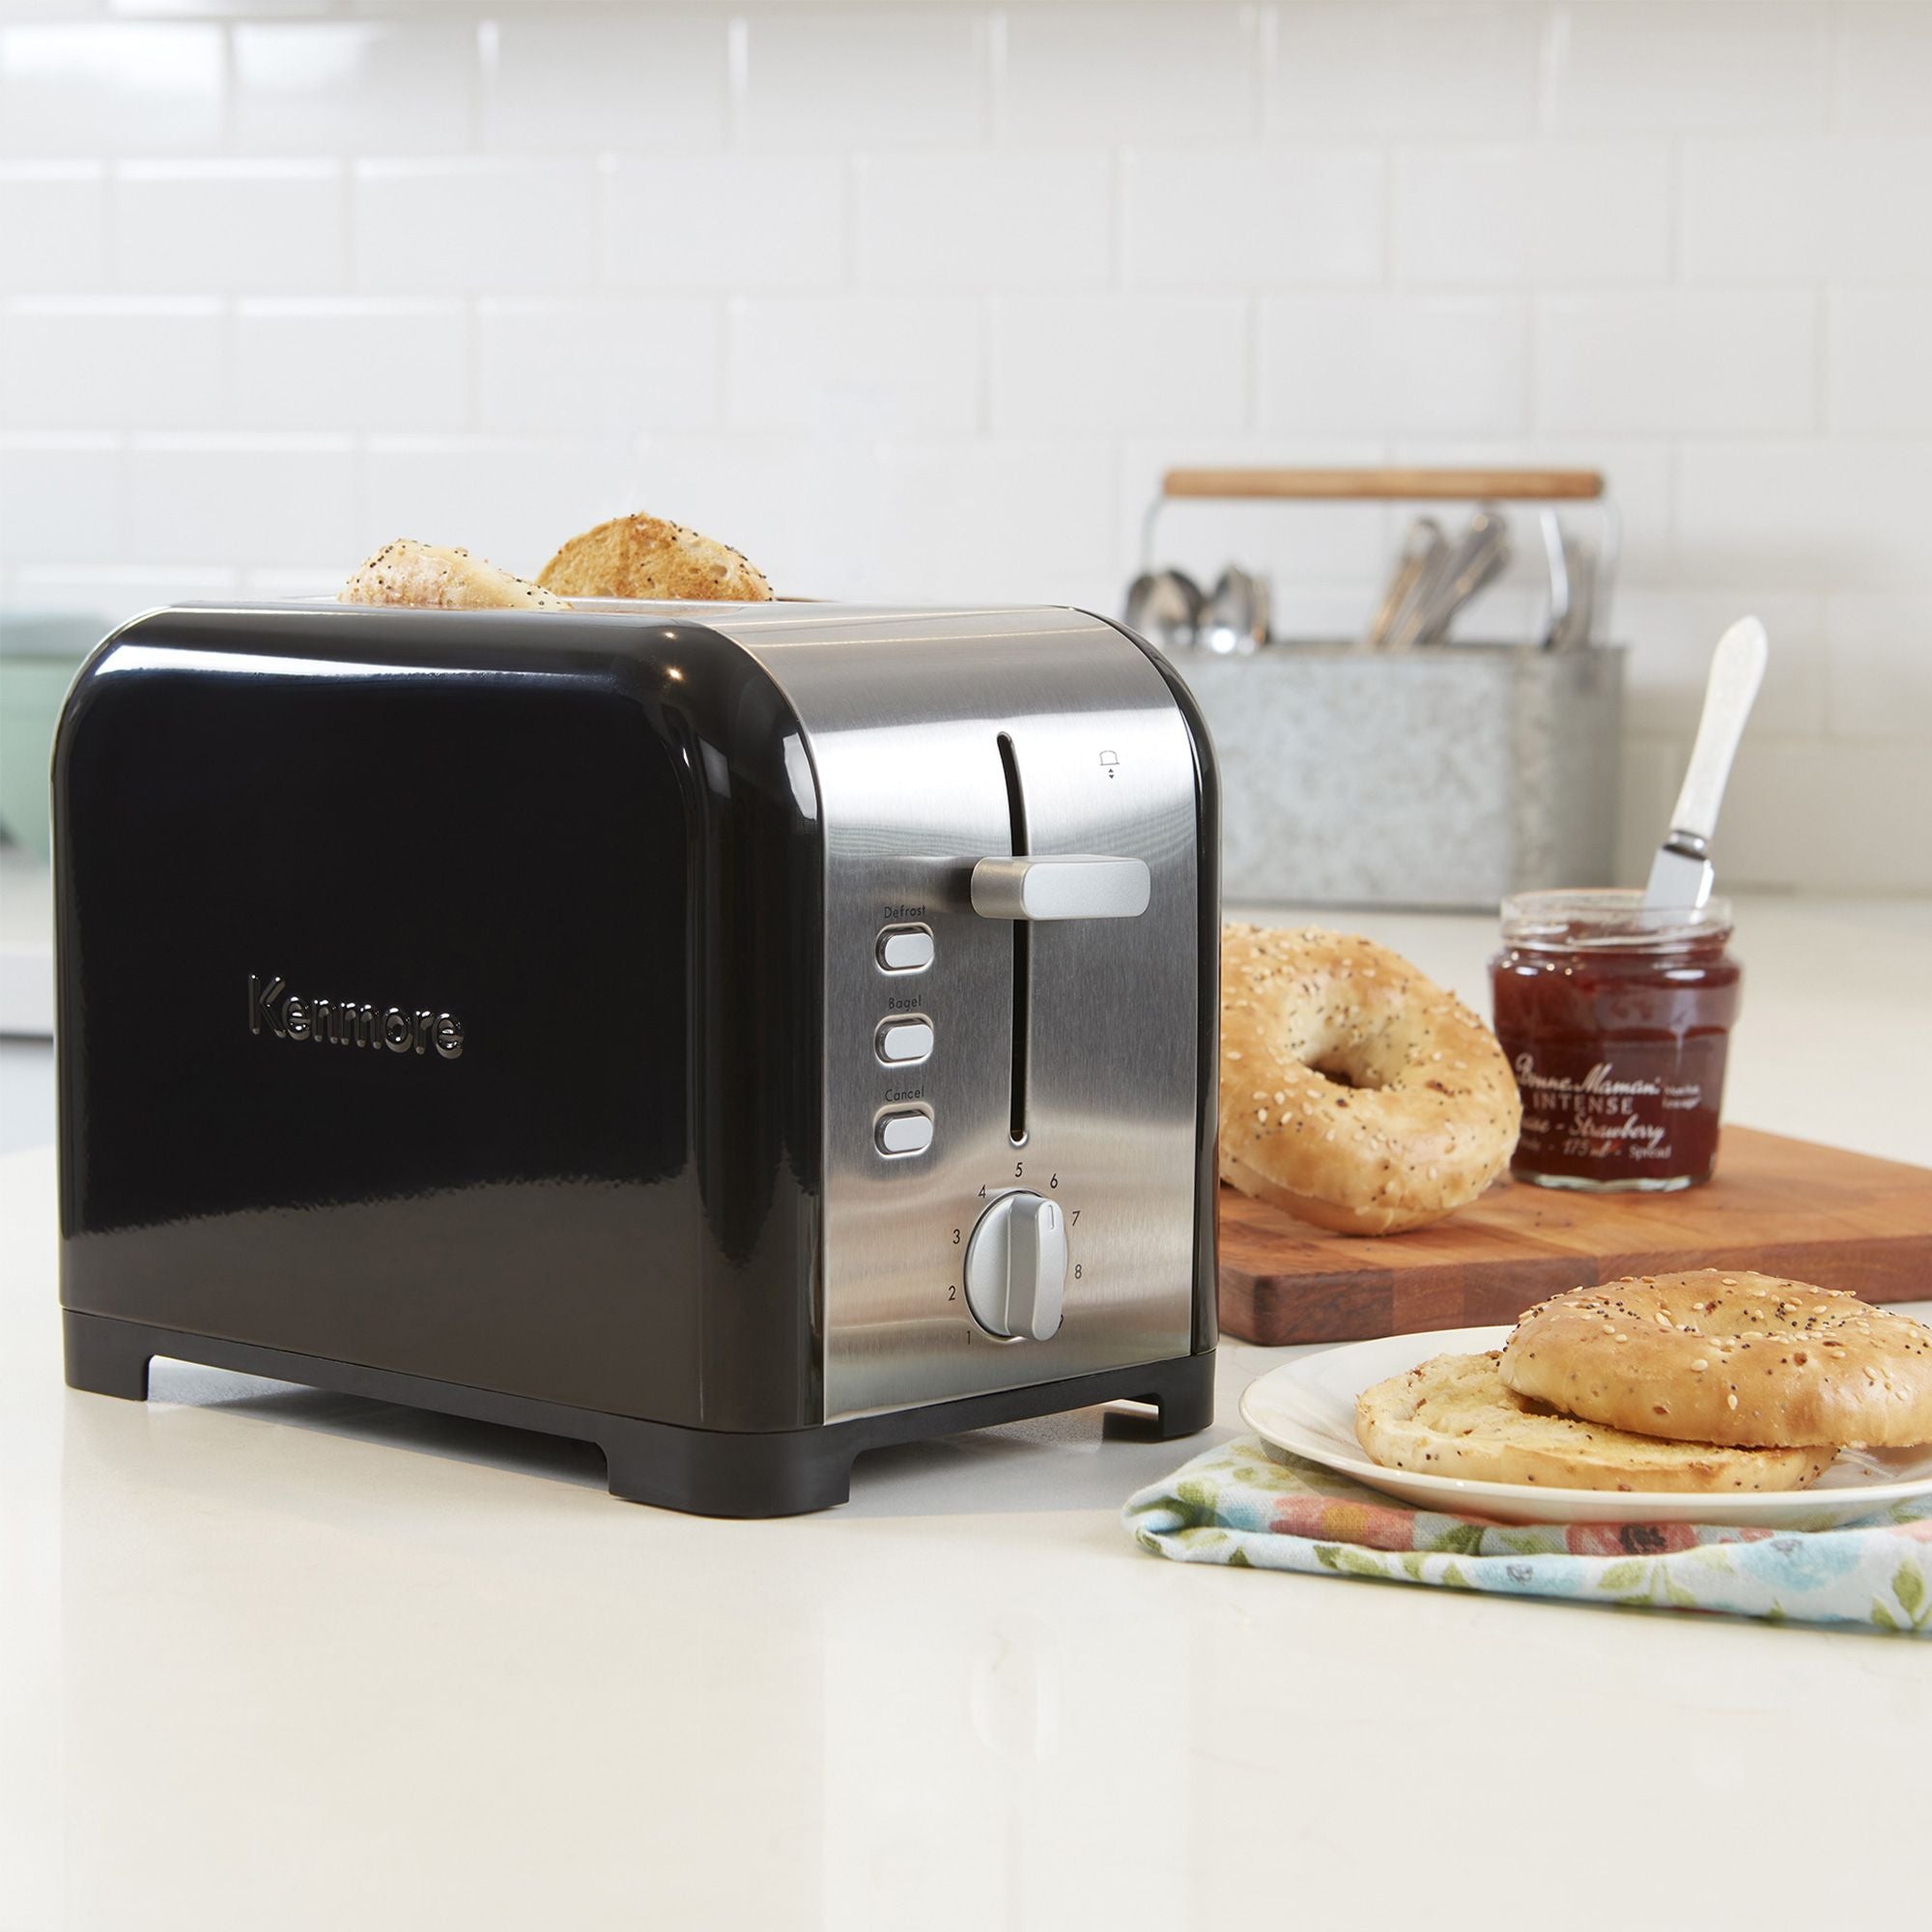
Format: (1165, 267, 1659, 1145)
(63, 1310, 1215, 1518)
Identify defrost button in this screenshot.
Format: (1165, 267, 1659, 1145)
(877, 924, 934, 972)
(875, 1110, 933, 1157)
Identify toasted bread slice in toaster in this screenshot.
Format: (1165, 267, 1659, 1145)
(340, 538, 571, 611)
(537, 513, 773, 602)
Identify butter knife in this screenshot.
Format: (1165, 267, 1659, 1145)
(1643, 616, 1769, 909)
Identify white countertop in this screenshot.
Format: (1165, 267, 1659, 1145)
(4, 898, 1930, 1930)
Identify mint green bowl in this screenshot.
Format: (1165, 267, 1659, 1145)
(0, 616, 102, 861)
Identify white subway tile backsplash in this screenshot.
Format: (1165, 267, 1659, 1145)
(355, 160, 596, 296)
(1828, 292, 1932, 434)
(868, 439, 1121, 607)
(0, 23, 224, 156)
(482, 8, 727, 153)
(1268, 1, 1541, 140)
(1611, 588, 1827, 736)
(1260, 296, 1528, 439)
(999, 3, 1257, 149)
(107, 1, 335, 14)
(1833, 3, 1932, 134)
(1122, 149, 1382, 290)
(0, 298, 226, 433)
(602, 156, 846, 292)
(240, 567, 345, 603)
(234, 20, 476, 156)
(1, 0, 113, 18)
(1718, 735, 1932, 893)
(1545, 1, 1831, 137)
(1676, 440, 1932, 593)
(1681, 138, 1932, 285)
(856, 154, 1110, 291)
(0, 436, 122, 567)
(129, 435, 358, 567)
(1535, 292, 1818, 436)
(362, 435, 625, 578)
(727, 297, 980, 435)
(742, 6, 988, 152)
(0, 165, 108, 295)
(113, 163, 348, 297)
(989, 295, 1247, 436)
(1393, 142, 1671, 288)
(624, 432, 872, 596)
(0, 0, 1928, 895)
(641, 433, 1120, 607)
(4, 564, 241, 626)
(1825, 592, 1932, 740)
(233, 300, 469, 432)
(478, 298, 721, 434)
(1616, 734, 1690, 885)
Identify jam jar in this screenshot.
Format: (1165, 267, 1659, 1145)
(1489, 891, 1742, 1193)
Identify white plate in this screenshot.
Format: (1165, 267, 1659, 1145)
(1238, 1325, 1932, 1529)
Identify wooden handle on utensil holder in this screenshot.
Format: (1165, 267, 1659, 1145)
(1160, 467, 1605, 503)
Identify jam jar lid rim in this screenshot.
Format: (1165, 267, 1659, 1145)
(1499, 889, 1734, 950)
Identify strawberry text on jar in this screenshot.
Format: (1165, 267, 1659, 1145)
(1490, 893, 1741, 1195)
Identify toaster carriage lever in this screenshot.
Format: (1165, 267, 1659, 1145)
(969, 855, 1151, 921)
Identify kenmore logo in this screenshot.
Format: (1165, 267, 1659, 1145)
(249, 974, 464, 1061)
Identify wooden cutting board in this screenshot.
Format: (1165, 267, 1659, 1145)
(1219, 1126, 1932, 1346)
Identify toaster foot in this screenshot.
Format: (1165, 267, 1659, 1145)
(1101, 1357, 1217, 1442)
(604, 1351, 1221, 1517)
(601, 1421, 860, 1518)
(63, 1309, 154, 1401)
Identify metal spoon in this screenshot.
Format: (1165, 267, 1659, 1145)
(1123, 568, 1206, 652)
(1198, 565, 1270, 655)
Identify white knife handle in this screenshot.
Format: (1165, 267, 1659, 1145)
(1668, 617, 1768, 843)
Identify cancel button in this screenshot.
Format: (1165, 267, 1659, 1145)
(875, 1109, 933, 1157)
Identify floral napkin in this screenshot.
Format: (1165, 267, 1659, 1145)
(1124, 1435, 1932, 1634)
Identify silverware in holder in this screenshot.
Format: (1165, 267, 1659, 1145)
(1122, 467, 1626, 909)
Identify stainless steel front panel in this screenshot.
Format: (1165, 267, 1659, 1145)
(709, 606, 1202, 1421)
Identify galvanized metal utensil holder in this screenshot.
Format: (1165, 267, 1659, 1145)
(1140, 467, 1625, 911)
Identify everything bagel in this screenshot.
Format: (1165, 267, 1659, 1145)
(1218, 924, 1520, 1236)
(1500, 1269, 1932, 1449)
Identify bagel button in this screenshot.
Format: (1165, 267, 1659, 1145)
(876, 1016, 933, 1065)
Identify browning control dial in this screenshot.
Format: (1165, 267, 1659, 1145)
(963, 1191, 1066, 1342)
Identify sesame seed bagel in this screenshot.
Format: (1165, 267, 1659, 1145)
(1356, 1351, 1832, 1493)
(1218, 924, 1520, 1236)
(340, 538, 570, 611)
(537, 512, 772, 602)
(1499, 1269, 1932, 1449)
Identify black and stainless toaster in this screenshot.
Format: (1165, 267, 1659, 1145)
(52, 601, 1218, 1514)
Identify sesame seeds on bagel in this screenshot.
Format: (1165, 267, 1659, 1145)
(1218, 923, 1520, 1236)
(1499, 1268, 1932, 1449)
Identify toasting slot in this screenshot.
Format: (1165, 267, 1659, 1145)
(996, 732, 1030, 1146)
